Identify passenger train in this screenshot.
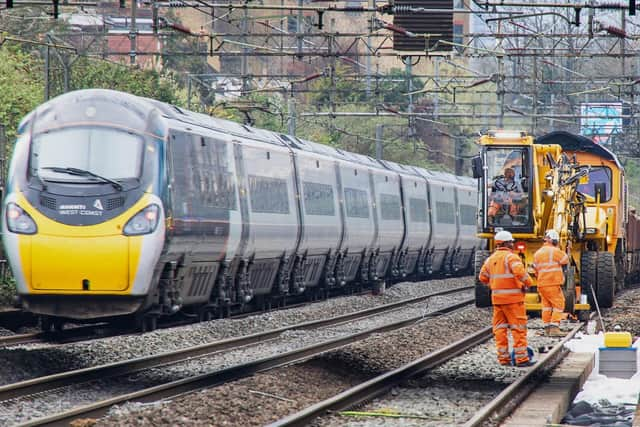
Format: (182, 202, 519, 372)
(3, 89, 479, 330)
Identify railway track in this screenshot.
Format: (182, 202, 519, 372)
(268, 322, 583, 427)
(0, 289, 376, 348)
(462, 322, 583, 427)
(6, 286, 473, 426)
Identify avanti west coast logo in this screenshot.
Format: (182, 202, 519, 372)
(58, 199, 104, 216)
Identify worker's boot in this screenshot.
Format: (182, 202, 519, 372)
(547, 325, 566, 337)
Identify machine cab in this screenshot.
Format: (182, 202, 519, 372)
(474, 131, 535, 234)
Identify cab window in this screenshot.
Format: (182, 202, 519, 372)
(577, 167, 612, 202)
(484, 147, 530, 227)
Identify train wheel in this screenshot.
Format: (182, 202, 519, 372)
(563, 266, 576, 314)
(580, 251, 598, 307)
(138, 315, 157, 333)
(52, 319, 65, 333)
(474, 250, 491, 308)
(596, 252, 615, 309)
(40, 316, 54, 333)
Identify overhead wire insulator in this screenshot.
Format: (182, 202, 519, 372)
(383, 23, 417, 37)
(299, 72, 323, 83)
(604, 25, 627, 38)
(168, 22, 193, 34)
(392, 5, 412, 15)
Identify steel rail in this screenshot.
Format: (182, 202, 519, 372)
(0, 332, 42, 347)
(268, 326, 493, 427)
(462, 322, 583, 427)
(0, 285, 472, 402)
(0, 323, 115, 348)
(19, 297, 475, 427)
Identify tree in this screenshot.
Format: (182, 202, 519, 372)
(0, 46, 43, 142)
(65, 58, 182, 105)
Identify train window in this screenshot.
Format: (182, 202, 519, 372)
(170, 133, 237, 215)
(459, 204, 477, 226)
(379, 193, 401, 220)
(436, 201, 455, 224)
(248, 175, 290, 214)
(344, 187, 370, 218)
(409, 198, 428, 223)
(303, 181, 335, 216)
(577, 167, 612, 202)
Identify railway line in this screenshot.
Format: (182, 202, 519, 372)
(269, 323, 582, 427)
(0, 290, 374, 348)
(0, 285, 474, 425)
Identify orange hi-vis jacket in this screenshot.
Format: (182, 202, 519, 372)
(479, 248, 533, 305)
(532, 242, 569, 287)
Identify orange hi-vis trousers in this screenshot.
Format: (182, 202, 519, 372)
(492, 302, 529, 365)
(538, 285, 565, 327)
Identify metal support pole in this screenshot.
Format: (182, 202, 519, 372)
(532, 56, 538, 132)
(434, 57, 440, 119)
(44, 41, 50, 101)
(366, 0, 375, 98)
(288, 97, 296, 136)
(187, 75, 192, 110)
(241, 6, 248, 93)
(405, 58, 414, 139)
(497, 55, 504, 128)
(130, 0, 137, 65)
(375, 124, 383, 160)
(296, 0, 303, 58)
(455, 137, 463, 176)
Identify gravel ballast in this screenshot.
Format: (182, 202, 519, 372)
(82, 300, 493, 426)
(0, 278, 472, 386)
(0, 281, 474, 426)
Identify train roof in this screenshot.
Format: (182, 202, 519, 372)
(536, 131, 622, 169)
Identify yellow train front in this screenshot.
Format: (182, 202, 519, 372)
(3, 90, 166, 330)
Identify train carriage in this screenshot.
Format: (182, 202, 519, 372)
(3, 89, 479, 330)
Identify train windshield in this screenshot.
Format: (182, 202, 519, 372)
(31, 127, 143, 183)
(484, 147, 531, 228)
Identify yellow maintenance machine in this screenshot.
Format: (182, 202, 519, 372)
(471, 130, 626, 318)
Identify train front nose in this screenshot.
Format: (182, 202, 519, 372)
(30, 234, 131, 292)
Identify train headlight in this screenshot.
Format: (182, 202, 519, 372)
(123, 204, 160, 236)
(6, 203, 37, 234)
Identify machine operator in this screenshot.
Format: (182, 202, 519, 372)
(488, 167, 527, 226)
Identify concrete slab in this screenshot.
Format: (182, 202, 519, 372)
(500, 352, 595, 427)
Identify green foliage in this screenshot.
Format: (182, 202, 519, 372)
(0, 276, 16, 307)
(623, 158, 640, 207)
(0, 47, 43, 141)
(309, 66, 425, 108)
(58, 58, 181, 105)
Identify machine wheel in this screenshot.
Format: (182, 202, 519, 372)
(596, 252, 616, 309)
(474, 250, 492, 308)
(580, 251, 598, 307)
(563, 266, 576, 314)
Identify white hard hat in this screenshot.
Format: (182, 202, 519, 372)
(545, 229, 560, 241)
(495, 230, 514, 243)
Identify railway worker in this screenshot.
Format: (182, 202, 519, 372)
(532, 229, 569, 338)
(479, 230, 535, 367)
